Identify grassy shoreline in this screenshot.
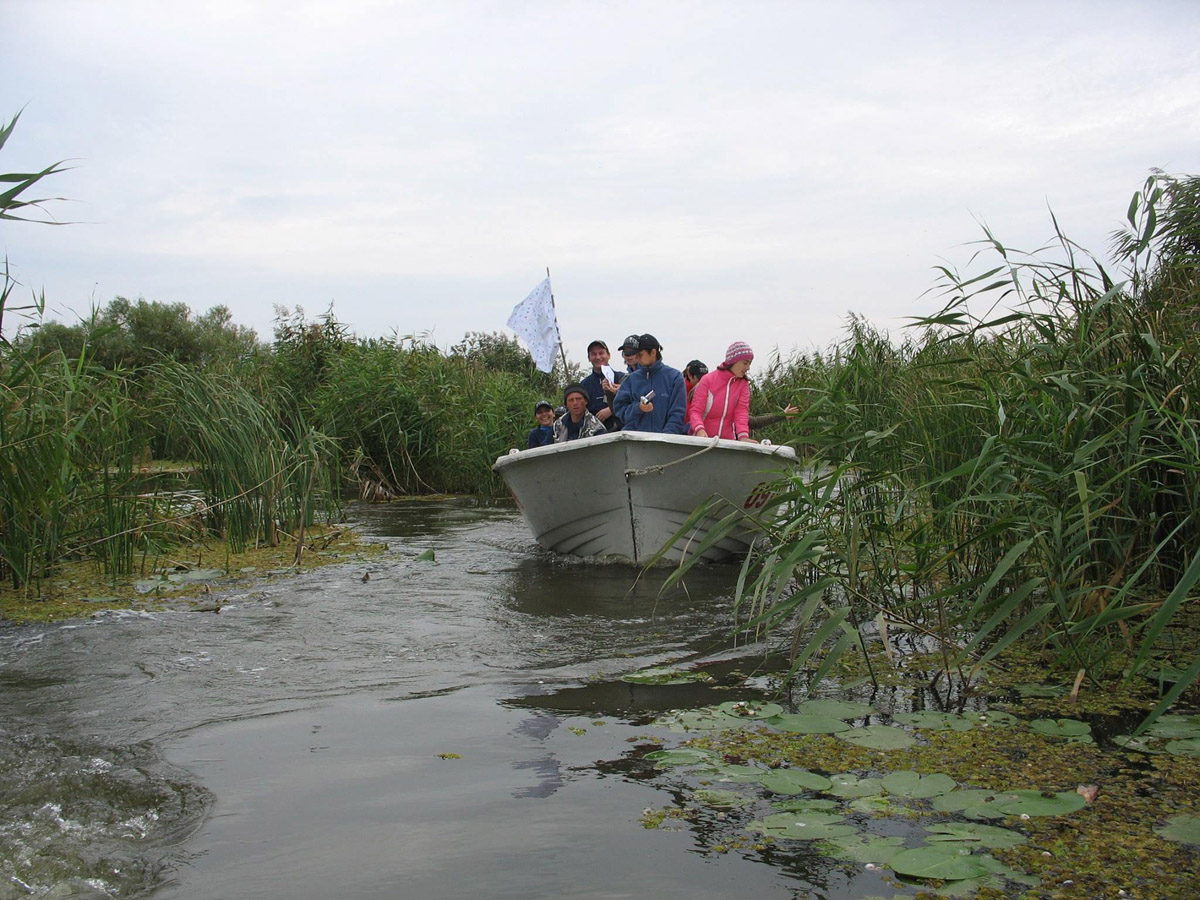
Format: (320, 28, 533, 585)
(0, 524, 384, 624)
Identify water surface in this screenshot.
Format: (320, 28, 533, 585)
(1, 500, 838, 899)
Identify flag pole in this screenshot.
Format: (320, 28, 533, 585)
(546, 266, 569, 376)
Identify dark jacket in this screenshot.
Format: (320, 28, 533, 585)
(580, 369, 625, 431)
(526, 425, 554, 448)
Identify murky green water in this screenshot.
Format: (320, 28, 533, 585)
(1, 500, 841, 899)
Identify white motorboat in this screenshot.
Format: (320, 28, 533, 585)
(493, 431, 797, 564)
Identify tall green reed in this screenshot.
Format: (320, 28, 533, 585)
(154, 361, 342, 555)
(698, 173, 1200, 716)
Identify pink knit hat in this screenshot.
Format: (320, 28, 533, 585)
(721, 340, 754, 368)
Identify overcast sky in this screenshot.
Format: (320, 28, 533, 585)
(3, 0, 1197, 371)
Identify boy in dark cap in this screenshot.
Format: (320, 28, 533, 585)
(612, 334, 688, 434)
(526, 400, 556, 448)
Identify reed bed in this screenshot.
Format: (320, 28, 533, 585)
(700, 172, 1200, 716)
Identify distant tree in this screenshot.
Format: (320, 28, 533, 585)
(18, 297, 261, 369)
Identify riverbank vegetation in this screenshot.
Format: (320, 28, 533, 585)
(2, 107, 1198, 733)
(676, 170, 1200, 729)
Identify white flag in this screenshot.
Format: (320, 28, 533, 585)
(506, 278, 559, 373)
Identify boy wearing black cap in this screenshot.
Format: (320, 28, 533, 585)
(526, 400, 556, 448)
(612, 334, 688, 435)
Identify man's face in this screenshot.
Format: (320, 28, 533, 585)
(588, 345, 610, 368)
(566, 392, 587, 418)
(636, 349, 657, 368)
(535, 407, 555, 426)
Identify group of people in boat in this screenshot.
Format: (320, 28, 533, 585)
(526, 333, 797, 449)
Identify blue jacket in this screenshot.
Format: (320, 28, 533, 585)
(612, 359, 687, 434)
(526, 425, 554, 448)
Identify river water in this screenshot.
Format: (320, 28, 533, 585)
(0, 499, 860, 900)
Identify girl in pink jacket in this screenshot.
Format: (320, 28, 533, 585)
(688, 341, 756, 442)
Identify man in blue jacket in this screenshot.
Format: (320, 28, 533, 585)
(612, 334, 687, 434)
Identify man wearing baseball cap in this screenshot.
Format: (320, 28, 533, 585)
(612, 334, 688, 434)
(579, 339, 625, 432)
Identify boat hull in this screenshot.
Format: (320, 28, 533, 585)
(493, 431, 796, 564)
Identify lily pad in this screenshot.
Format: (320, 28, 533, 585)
(622, 666, 709, 685)
(772, 797, 840, 813)
(753, 811, 857, 840)
(889, 846, 992, 881)
(991, 789, 1087, 817)
(654, 709, 746, 733)
(700, 762, 769, 783)
(717, 700, 783, 720)
(1029, 718, 1092, 740)
(961, 710, 1019, 727)
(760, 768, 833, 794)
(765, 713, 851, 734)
(848, 795, 895, 814)
(932, 789, 1024, 820)
(692, 788, 753, 808)
(1164, 737, 1200, 757)
(818, 833, 905, 863)
(880, 770, 958, 799)
(1145, 715, 1200, 740)
(1156, 814, 1200, 845)
(795, 699, 876, 718)
(1112, 734, 1165, 754)
(835, 724, 916, 750)
(893, 711, 972, 732)
(644, 748, 714, 767)
(826, 773, 885, 798)
(925, 822, 1027, 849)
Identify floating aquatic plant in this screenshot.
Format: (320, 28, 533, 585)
(764, 713, 850, 734)
(643, 748, 714, 768)
(1164, 738, 1200, 757)
(825, 773, 884, 798)
(893, 711, 973, 732)
(924, 822, 1027, 849)
(751, 811, 858, 840)
(887, 846, 993, 881)
(716, 700, 783, 719)
(879, 770, 957, 799)
(1029, 718, 1093, 742)
(817, 832, 905, 863)
(760, 768, 833, 794)
(654, 709, 746, 733)
(794, 699, 876, 718)
(692, 788, 753, 808)
(1155, 814, 1200, 845)
(834, 724, 916, 750)
(621, 666, 710, 685)
(961, 710, 1018, 727)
